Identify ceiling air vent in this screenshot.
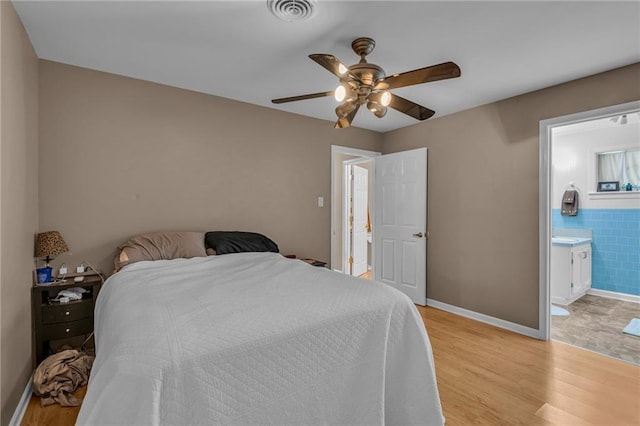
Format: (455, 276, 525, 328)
(268, 0, 317, 22)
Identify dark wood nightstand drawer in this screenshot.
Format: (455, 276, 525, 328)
(32, 275, 103, 367)
(42, 301, 93, 324)
(42, 318, 93, 340)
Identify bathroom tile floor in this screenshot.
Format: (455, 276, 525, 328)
(552, 294, 640, 365)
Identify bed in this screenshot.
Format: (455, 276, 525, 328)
(76, 232, 444, 425)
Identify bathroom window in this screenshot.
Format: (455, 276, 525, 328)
(597, 148, 640, 188)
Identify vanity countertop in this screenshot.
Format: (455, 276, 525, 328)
(551, 236, 592, 246)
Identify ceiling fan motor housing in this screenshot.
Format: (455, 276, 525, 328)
(349, 62, 385, 89)
(351, 37, 376, 58)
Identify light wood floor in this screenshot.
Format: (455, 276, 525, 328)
(359, 269, 372, 280)
(22, 306, 640, 425)
(418, 306, 639, 425)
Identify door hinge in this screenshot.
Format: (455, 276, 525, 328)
(348, 256, 353, 264)
(571, 282, 574, 288)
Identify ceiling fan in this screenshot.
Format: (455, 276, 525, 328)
(272, 37, 461, 129)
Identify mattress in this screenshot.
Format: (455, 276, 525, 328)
(76, 252, 444, 425)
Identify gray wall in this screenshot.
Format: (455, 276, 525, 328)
(382, 63, 640, 329)
(0, 2, 39, 423)
(38, 60, 383, 275)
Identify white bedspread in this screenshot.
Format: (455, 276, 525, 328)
(77, 252, 443, 425)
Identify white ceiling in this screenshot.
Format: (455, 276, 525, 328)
(12, 0, 640, 133)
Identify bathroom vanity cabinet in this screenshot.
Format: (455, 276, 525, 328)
(551, 240, 592, 305)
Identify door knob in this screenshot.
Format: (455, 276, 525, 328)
(412, 232, 423, 238)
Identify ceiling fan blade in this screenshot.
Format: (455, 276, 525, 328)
(388, 94, 435, 121)
(335, 104, 360, 129)
(271, 91, 333, 104)
(375, 61, 461, 90)
(309, 54, 356, 82)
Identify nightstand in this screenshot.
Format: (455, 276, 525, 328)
(31, 273, 102, 367)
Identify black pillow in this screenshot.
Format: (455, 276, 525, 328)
(204, 231, 279, 255)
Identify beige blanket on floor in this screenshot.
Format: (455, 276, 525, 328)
(33, 349, 94, 407)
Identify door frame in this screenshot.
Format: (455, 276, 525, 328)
(538, 100, 640, 340)
(331, 145, 380, 273)
(343, 158, 372, 276)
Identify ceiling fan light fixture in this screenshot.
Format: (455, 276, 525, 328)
(374, 106, 387, 118)
(380, 91, 391, 107)
(335, 84, 357, 102)
(334, 85, 346, 102)
(338, 64, 348, 75)
(367, 100, 387, 118)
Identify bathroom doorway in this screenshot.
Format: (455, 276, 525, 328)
(540, 101, 640, 364)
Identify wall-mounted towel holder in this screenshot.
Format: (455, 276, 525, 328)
(561, 183, 579, 216)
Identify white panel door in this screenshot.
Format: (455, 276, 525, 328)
(351, 165, 369, 276)
(374, 148, 427, 305)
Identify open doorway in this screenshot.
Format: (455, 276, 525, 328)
(343, 158, 373, 279)
(330, 146, 380, 275)
(548, 112, 640, 364)
(539, 101, 640, 365)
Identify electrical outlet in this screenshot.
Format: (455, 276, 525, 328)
(76, 263, 86, 274)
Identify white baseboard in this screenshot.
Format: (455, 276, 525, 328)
(426, 299, 543, 340)
(588, 288, 640, 304)
(9, 372, 33, 426)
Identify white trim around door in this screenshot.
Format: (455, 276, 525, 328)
(538, 100, 640, 341)
(331, 145, 380, 273)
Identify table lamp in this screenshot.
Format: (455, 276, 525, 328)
(34, 231, 69, 284)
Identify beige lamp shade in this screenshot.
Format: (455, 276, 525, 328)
(34, 231, 69, 263)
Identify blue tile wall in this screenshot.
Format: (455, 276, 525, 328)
(552, 209, 640, 296)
